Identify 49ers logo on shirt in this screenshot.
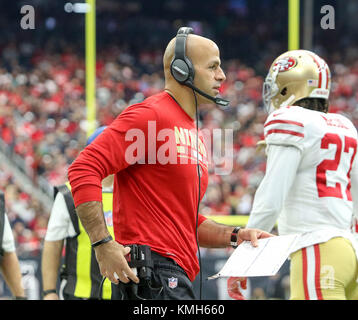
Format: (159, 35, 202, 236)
(273, 57, 297, 72)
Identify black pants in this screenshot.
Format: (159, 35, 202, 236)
(111, 251, 196, 300)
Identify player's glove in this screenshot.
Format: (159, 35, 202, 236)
(227, 277, 247, 300)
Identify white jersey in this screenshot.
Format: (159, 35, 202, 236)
(247, 105, 358, 254)
(45, 192, 77, 241)
(3, 214, 15, 252)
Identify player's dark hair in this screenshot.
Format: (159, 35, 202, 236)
(295, 98, 329, 113)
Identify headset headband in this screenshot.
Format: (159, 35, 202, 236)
(174, 27, 193, 62)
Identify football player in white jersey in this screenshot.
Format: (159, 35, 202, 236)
(245, 50, 358, 300)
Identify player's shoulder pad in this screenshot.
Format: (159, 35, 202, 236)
(264, 106, 306, 149)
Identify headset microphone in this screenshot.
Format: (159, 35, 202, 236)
(184, 81, 230, 110)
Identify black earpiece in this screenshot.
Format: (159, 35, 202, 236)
(170, 27, 195, 85)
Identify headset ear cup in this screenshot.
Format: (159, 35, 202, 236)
(171, 59, 190, 84)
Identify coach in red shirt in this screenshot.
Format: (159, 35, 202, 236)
(68, 28, 272, 300)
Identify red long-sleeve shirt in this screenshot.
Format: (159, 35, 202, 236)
(68, 91, 208, 281)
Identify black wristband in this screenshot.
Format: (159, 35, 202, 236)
(91, 235, 113, 248)
(230, 226, 241, 248)
(42, 289, 56, 297)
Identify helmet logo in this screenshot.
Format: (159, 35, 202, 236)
(273, 57, 297, 72)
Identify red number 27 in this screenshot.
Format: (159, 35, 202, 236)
(316, 133, 357, 200)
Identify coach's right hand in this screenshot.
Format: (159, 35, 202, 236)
(93, 240, 140, 284)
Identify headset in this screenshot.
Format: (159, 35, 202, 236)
(170, 27, 230, 109)
(170, 27, 229, 300)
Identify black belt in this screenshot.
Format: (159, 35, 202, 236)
(125, 244, 188, 278)
(150, 251, 188, 277)
(111, 248, 188, 300)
